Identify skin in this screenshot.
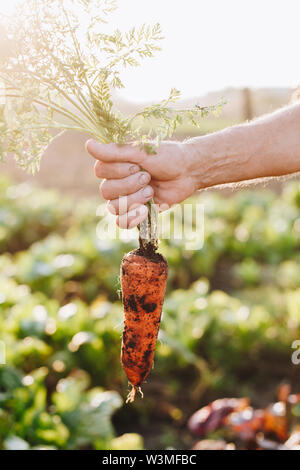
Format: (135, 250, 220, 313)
(86, 102, 300, 228)
(121, 252, 168, 388)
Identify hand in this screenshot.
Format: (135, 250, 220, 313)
(86, 140, 199, 228)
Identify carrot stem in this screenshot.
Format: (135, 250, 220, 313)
(138, 198, 158, 253)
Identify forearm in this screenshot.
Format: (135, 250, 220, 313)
(186, 102, 300, 189)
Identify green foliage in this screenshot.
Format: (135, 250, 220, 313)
(0, 364, 125, 449)
(0, 0, 222, 172)
(1, 176, 300, 449)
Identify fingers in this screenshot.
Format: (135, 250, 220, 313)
(100, 171, 151, 200)
(86, 140, 146, 164)
(94, 161, 140, 179)
(107, 186, 154, 215)
(87, 140, 155, 229)
(117, 204, 148, 229)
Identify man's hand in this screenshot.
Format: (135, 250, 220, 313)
(86, 102, 300, 229)
(86, 140, 199, 228)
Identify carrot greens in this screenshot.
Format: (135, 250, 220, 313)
(0, 0, 222, 174)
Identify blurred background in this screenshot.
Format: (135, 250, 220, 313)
(1, 0, 300, 451)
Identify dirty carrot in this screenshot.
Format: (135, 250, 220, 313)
(120, 211, 168, 402)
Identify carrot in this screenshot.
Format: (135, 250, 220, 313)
(120, 247, 168, 402)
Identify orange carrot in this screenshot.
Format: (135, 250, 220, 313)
(120, 248, 168, 402)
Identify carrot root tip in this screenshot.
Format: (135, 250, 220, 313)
(126, 386, 137, 403)
(126, 385, 143, 403)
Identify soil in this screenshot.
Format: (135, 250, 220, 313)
(130, 247, 168, 265)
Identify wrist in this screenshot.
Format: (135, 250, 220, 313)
(183, 133, 227, 190)
(184, 125, 256, 190)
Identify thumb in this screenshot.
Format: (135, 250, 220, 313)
(86, 140, 147, 164)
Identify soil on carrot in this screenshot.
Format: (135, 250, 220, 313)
(120, 247, 168, 391)
(132, 244, 168, 265)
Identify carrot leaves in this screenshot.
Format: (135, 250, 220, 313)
(0, 0, 222, 172)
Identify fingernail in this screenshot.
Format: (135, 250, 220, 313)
(139, 172, 150, 185)
(128, 205, 148, 229)
(129, 164, 140, 175)
(143, 185, 153, 198)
